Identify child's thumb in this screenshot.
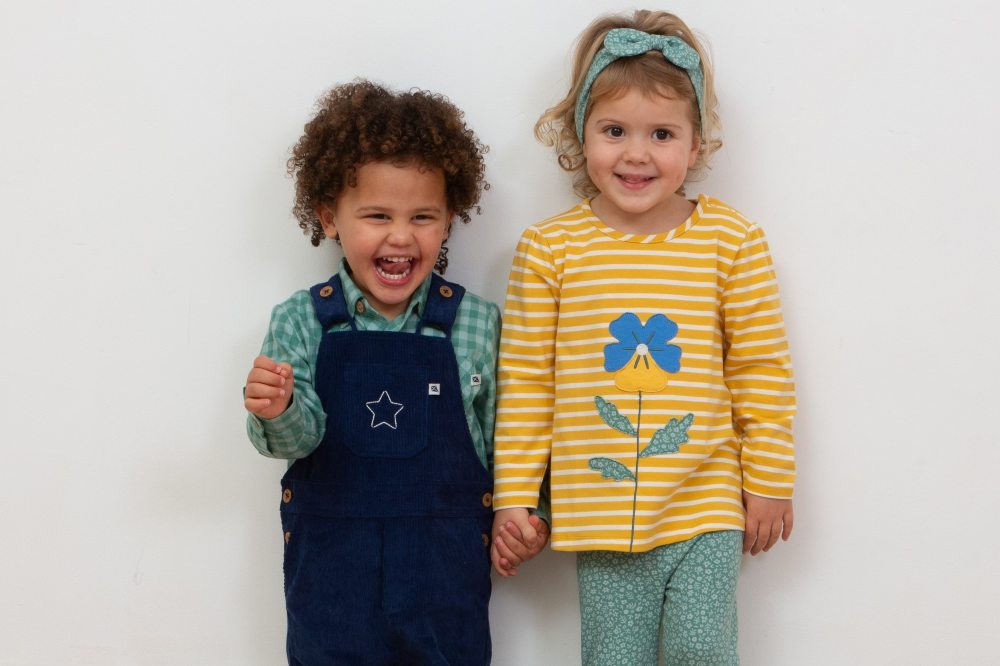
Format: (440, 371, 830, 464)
(521, 517, 539, 546)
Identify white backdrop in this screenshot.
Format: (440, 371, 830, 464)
(2, 1, 999, 664)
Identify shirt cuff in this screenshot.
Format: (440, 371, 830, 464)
(249, 398, 308, 456)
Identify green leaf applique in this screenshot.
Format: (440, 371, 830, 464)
(594, 396, 636, 436)
(588, 457, 637, 481)
(640, 413, 694, 457)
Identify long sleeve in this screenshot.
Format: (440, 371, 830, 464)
(471, 301, 502, 472)
(721, 224, 796, 498)
(246, 293, 326, 459)
(492, 227, 560, 510)
(493, 198, 792, 552)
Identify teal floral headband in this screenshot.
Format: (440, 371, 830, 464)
(574, 28, 705, 142)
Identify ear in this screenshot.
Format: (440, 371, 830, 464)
(317, 205, 338, 240)
(687, 136, 700, 169)
(444, 213, 453, 241)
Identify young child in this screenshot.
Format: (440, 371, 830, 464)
(244, 80, 527, 665)
(490, 10, 796, 664)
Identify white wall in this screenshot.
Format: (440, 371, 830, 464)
(2, 1, 998, 663)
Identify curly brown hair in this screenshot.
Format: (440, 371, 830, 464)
(287, 79, 488, 273)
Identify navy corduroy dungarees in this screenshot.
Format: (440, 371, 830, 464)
(280, 274, 493, 665)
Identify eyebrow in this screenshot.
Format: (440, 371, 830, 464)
(594, 116, 686, 129)
(355, 205, 445, 214)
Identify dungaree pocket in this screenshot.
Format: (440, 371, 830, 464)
(342, 362, 428, 458)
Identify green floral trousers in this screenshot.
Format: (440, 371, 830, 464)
(577, 530, 742, 665)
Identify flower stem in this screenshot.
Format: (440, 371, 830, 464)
(629, 391, 642, 552)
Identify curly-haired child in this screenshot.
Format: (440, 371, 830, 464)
(490, 10, 796, 664)
(243, 79, 544, 664)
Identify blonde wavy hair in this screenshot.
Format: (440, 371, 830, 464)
(536, 10, 722, 198)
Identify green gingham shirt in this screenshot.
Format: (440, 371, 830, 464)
(247, 260, 500, 471)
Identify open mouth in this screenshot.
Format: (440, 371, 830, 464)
(375, 256, 414, 282)
(617, 174, 654, 186)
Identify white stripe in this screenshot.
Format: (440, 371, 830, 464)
(729, 387, 795, 397)
(741, 473, 794, 488)
(726, 350, 790, 362)
(743, 422, 794, 435)
(561, 248, 729, 262)
(728, 335, 788, 350)
(744, 447, 795, 460)
(494, 447, 550, 454)
(550, 499, 744, 518)
(725, 278, 777, 296)
(493, 491, 540, 500)
(723, 307, 783, 323)
(551, 510, 745, 534)
(742, 461, 795, 475)
(498, 322, 556, 333)
(722, 293, 780, 310)
(554, 524, 741, 548)
(732, 401, 795, 411)
(558, 290, 718, 305)
(564, 262, 726, 278)
(550, 484, 740, 504)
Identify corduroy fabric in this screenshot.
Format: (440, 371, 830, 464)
(280, 274, 493, 665)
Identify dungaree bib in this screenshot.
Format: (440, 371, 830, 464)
(279, 274, 493, 665)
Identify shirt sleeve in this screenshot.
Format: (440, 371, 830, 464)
(473, 301, 502, 473)
(721, 224, 796, 499)
(492, 227, 560, 510)
(246, 294, 327, 459)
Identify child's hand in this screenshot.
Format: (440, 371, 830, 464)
(492, 513, 550, 577)
(491, 508, 546, 577)
(244, 355, 293, 420)
(743, 491, 794, 555)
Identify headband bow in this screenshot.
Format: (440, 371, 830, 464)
(574, 28, 705, 142)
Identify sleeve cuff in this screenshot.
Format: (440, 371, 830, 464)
(247, 398, 308, 457)
(741, 483, 794, 500)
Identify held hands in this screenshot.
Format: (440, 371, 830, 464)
(743, 490, 794, 555)
(244, 355, 294, 420)
(490, 507, 550, 577)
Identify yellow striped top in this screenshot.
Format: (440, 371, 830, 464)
(492, 195, 796, 552)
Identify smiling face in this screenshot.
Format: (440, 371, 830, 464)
(319, 160, 450, 321)
(582, 87, 700, 234)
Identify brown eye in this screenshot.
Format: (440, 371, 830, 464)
(605, 126, 624, 138)
(654, 129, 671, 140)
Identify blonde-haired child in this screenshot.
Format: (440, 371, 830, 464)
(490, 10, 796, 664)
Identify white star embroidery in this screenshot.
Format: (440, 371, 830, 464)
(366, 390, 404, 429)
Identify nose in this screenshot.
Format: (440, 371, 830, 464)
(622, 136, 649, 164)
(386, 218, 412, 245)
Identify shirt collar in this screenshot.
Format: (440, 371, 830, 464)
(336, 258, 431, 328)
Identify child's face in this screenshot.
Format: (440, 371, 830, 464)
(582, 88, 699, 231)
(319, 160, 450, 321)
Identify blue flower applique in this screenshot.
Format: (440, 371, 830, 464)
(603, 313, 682, 393)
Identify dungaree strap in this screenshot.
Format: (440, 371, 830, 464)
(309, 272, 464, 334)
(419, 273, 465, 337)
(308, 275, 355, 331)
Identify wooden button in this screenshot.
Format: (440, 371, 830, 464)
(481, 533, 490, 547)
(319, 285, 334, 298)
(481, 492, 493, 508)
(439, 285, 453, 298)
(282, 488, 293, 504)
(284, 531, 292, 544)
(355, 300, 365, 314)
